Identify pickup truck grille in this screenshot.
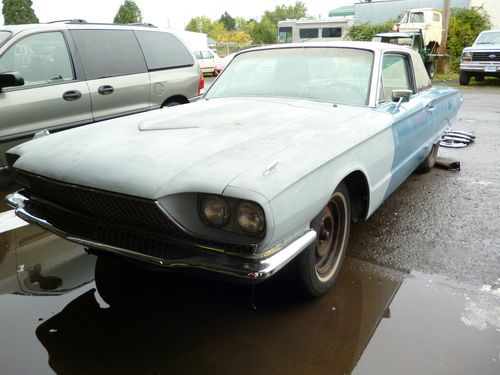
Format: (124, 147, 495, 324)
(16, 171, 255, 256)
(472, 52, 500, 62)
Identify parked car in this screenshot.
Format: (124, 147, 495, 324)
(0, 20, 204, 172)
(194, 49, 222, 75)
(214, 52, 236, 76)
(460, 29, 500, 85)
(6, 42, 462, 296)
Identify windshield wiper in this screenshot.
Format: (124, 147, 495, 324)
(476, 42, 493, 45)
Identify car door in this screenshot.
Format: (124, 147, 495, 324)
(379, 52, 434, 197)
(69, 29, 150, 122)
(0, 31, 92, 167)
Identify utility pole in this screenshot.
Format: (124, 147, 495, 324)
(437, 0, 451, 73)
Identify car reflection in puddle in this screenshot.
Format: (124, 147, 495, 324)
(33, 253, 404, 374)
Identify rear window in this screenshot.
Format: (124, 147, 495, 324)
(70, 29, 147, 80)
(0, 31, 10, 46)
(135, 31, 194, 70)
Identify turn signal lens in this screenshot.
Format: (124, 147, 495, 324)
(462, 51, 472, 62)
(235, 201, 265, 235)
(200, 195, 230, 227)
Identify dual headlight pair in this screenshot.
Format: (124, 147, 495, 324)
(199, 194, 265, 235)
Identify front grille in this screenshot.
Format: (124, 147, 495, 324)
(472, 51, 500, 62)
(17, 171, 255, 255)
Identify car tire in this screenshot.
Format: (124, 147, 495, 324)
(296, 182, 351, 297)
(165, 101, 181, 107)
(459, 71, 470, 86)
(425, 62, 435, 79)
(416, 143, 439, 173)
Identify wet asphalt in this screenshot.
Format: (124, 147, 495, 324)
(0, 82, 499, 374)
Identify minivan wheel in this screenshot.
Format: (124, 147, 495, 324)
(296, 182, 351, 297)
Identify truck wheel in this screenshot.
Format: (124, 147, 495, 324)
(459, 71, 470, 86)
(425, 62, 435, 79)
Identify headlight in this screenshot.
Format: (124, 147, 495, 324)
(235, 201, 265, 234)
(462, 51, 472, 62)
(200, 195, 230, 227)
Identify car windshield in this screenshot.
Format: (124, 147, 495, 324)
(475, 31, 500, 45)
(0, 31, 11, 46)
(205, 47, 374, 106)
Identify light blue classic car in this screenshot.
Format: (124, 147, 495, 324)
(6, 42, 462, 296)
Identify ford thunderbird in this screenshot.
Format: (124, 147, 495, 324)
(5, 42, 462, 296)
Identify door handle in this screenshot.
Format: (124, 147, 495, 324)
(62, 90, 82, 101)
(98, 85, 114, 95)
(426, 104, 436, 112)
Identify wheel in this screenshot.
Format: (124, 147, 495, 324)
(165, 101, 181, 107)
(296, 182, 351, 297)
(416, 143, 438, 173)
(425, 62, 435, 79)
(459, 71, 470, 86)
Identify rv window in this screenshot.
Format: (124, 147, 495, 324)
(322, 28, 342, 38)
(299, 28, 319, 39)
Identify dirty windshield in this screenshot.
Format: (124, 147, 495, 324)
(0, 31, 10, 47)
(475, 31, 500, 45)
(206, 47, 374, 106)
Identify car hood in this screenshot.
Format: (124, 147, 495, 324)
(11, 98, 373, 199)
(464, 44, 500, 51)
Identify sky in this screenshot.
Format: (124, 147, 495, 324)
(0, 0, 356, 29)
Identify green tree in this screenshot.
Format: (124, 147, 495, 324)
(185, 16, 214, 34)
(2, 0, 38, 25)
(447, 7, 491, 71)
(346, 19, 397, 41)
(219, 11, 235, 31)
(251, 2, 307, 44)
(113, 0, 142, 24)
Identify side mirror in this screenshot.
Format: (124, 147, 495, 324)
(0, 71, 24, 92)
(392, 89, 412, 103)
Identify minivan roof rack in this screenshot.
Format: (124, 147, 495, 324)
(46, 20, 156, 28)
(47, 19, 87, 24)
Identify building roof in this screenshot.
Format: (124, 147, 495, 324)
(329, 5, 355, 17)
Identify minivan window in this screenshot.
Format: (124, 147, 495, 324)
(135, 31, 194, 70)
(0, 32, 73, 87)
(0, 31, 10, 46)
(70, 29, 147, 80)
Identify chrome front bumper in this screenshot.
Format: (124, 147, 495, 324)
(6, 190, 316, 281)
(460, 62, 500, 73)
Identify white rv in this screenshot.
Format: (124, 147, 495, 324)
(277, 18, 354, 43)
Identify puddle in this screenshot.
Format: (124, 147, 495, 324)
(0, 224, 499, 374)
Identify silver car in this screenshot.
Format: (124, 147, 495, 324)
(0, 20, 204, 171)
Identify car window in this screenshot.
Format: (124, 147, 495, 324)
(206, 47, 374, 106)
(0, 32, 74, 87)
(194, 51, 203, 59)
(278, 27, 292, 43)
(412, 54, 431, 92)
(201, 51, 214, 59)
(0, 31, 10, 46)
(135, 31, 194, 70)
(380, 54, 412, 103)
(70, 29, 147, 80)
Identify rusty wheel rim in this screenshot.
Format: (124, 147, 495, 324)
(315, 193, 346, 281)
